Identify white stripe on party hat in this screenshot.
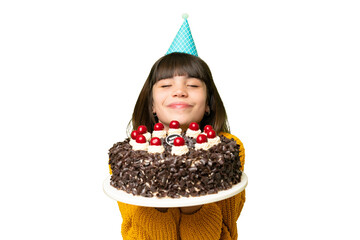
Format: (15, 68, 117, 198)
(166, 13, 198, 56)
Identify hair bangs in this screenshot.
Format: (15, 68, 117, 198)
(154, 53, 208, 82)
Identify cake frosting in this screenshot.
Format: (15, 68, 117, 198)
(168, 128, 182, 135)
(186, 122, 201, 138)
(142, 132, 152, 141)
(148, 145, 165, 154)
(152, 122, 167, 139)
(194, 141, 212, 151)
(129, 139, 136, 147)
(152, 130, 167, 139)
(171, 145, 189, 156)
(132, 141, 149, 151)
(208, 136, 221, 147)
(186, 128, 201, 138)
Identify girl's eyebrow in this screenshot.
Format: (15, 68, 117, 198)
(156, 78, 175, 84)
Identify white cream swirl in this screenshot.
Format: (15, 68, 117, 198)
(171, 145, 189, 156)
(132, 142, 149, 151)
(152, 130, 167, 139)
(185, 129, 201, 138)
(168, 128, 182, 135)
(129, 139, 136, 147)
(148, 145, 165, 154)
(143, 132, 152, 141)
(208, 136, 221, 147)
(195, 142, 212, 151)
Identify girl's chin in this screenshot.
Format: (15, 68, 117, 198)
(175, 119, 199, 128)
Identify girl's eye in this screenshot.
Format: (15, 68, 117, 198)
(188, 85, 199, 88)
(161, 85, 171, 88)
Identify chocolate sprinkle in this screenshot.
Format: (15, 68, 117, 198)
(109, 135, 242, 198)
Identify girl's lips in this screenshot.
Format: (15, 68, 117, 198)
(167, 102, 192, 109)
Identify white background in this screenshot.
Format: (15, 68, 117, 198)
(1, 0, 359, 239)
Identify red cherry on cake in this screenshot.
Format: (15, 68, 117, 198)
(206, 129, 216, 139)
(137, 125, 148, 134)
(136, 134, 146, 144)
(131, 130, 140, 140)
(154, 123, 164, 131)
(188, 122, 199, 131)
(150, 137, 161, 146)
(169, 120, 180, 129)
(196, 134, 208, 144)
(173, 137, 185, 146)
(204, 125, 213, 134)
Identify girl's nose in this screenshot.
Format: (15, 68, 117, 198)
(172, 85, 188, 98)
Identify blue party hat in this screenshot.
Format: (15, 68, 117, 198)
(166, 14, 198, 56)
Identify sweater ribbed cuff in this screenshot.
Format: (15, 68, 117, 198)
(180, 203, 223, 240)
(133, 207, 180, 239)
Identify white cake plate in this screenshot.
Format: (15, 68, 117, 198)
(103, 172, 248, 207)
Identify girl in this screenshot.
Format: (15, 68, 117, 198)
(114, 52, 245, 239)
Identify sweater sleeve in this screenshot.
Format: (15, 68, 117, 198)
(123, 204, 180, 240)
(109, 165, 181, 240)
(179, 203, 223, 240)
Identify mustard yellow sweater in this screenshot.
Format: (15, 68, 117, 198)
(110, 132, 245, 240)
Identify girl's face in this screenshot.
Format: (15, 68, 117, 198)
(152, 75, 209, 131)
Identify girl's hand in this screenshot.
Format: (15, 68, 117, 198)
(155, 207, 168, 213)
(180, 205, 203, 214)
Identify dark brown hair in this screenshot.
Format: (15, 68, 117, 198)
(128, 52, 230, 135)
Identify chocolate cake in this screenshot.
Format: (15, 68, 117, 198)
(108, 122, 242, 198)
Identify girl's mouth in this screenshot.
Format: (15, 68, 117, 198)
(167, 102, 192, 109)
